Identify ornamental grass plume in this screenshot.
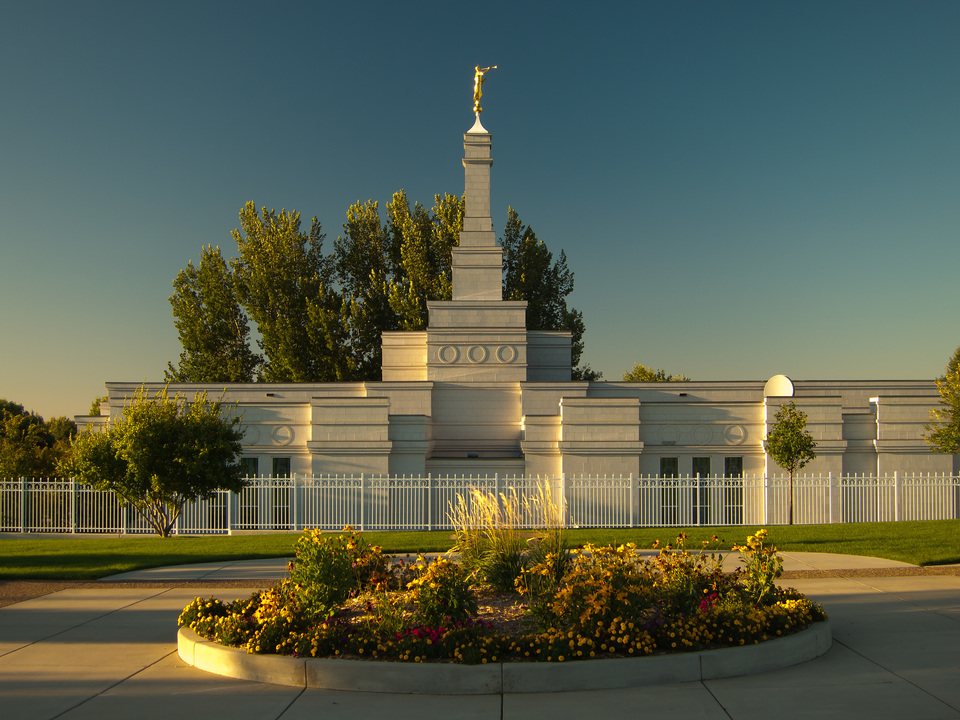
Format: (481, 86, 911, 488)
(448, 480, 570, 593)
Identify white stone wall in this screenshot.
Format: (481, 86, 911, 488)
(79, 377, 952, 481)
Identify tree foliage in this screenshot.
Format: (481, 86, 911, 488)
(334, 192, 465, 376)
(89, 396, 108, 416)
(622, 363, 691, 382)
(166, 245, 261, 383)
(764, 401, 817, 525)
(925, 345, 960, 456)
(0, 400, 76, 478)
(65, 388, 246, 537)
(168, 195, 593, 382)
(231, 202, 349, 383)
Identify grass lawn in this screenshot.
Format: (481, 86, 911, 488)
(1, 520, 958, 580)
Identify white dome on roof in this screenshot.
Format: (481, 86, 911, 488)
(764, 374, 794, 397)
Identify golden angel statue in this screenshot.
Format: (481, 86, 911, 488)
(473, 65, 497, 114)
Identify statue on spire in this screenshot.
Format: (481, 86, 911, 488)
(473, 65, 497, 115)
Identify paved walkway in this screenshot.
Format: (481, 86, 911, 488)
(2, 552, 959, 719)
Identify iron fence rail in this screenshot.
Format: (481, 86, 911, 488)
(1, 473, 957, 535)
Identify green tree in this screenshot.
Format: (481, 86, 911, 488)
(166, 245, 261, 382)
(0, 407, 52, 477)
(333, 192, 465, 375)
(622, 363, 691, 382)
(171, 196, 592, 382)
(925, 346, 960, 456)
(89, 396, 108, 416)
(45, 416, 77, 445)
(944, 345, 960, 379)
(386, 191, 461, 328)
(764, 401, 817, 525)
(334, 199, 400, 378)
(65, 388, 246, 537)
(231, 203, 350, 382)
(0, 401, 76, 478)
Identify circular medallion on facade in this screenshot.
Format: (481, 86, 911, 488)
(659, 425, 680, 444)
(271, 425, 294, 446)
(693, 425, 712, 445)
(242, 425, 260, 445)
(438, 345, 460, 364)
(496, 345, 518, 363)
(466, 345, 489, 363)
(724, 424, 746, 446)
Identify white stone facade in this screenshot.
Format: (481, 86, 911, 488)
(77, 121, 956, 480)
(82, 377, 953, 480)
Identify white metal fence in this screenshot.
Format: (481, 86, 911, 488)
(1, 473, 958, 535)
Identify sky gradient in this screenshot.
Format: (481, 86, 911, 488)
(2, 1, 958, 420)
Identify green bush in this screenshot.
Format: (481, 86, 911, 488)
(733, 528, 784, 606)
(287, 527, 389, 616)
(406, 556, 478, 627)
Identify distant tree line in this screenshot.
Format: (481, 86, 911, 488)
(621, 363, 690, 382)
(166, 194, 599, 383)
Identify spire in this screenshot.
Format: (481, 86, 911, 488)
(451, 122, 502, 300)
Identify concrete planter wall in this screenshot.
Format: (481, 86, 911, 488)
(178, 620, 831, 695)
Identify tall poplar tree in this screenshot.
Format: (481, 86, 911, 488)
(231, 202, 350, 382)
(167, 196, 593, 383)
(166, 245, 260, 383)
(334, 199, 399, 379)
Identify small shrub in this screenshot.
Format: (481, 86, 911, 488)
(365, 584, 410, 636)
(406, 555, 478, 627)
(287, 527, 389, 616)
(733, 528, 784, 606)
(651, 533, 731, 614)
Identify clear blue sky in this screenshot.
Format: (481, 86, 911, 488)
(2, 1, 958, 420)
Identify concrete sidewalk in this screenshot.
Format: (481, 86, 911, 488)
(2, 553, 959, 719)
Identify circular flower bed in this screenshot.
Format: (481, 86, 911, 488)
(178, 528, 826, 665)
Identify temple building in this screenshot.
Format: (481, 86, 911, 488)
(78, 115, 954, 482)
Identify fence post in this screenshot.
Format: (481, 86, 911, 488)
(71, 478, 77, 534)
(763, 474, 769, 526)
(359, 474, 365, 532)
(426, 474, 432, 532)
(894, 471, 899, 522)
(560, 474, 568, 529)
(19, 477, 26, 533)
(876, 473, 881, 523)
(828, 472, 833, 524)
(696, 473, 701, 527)
(629, 474, 635, 528)
(291, 473, 298, 532)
